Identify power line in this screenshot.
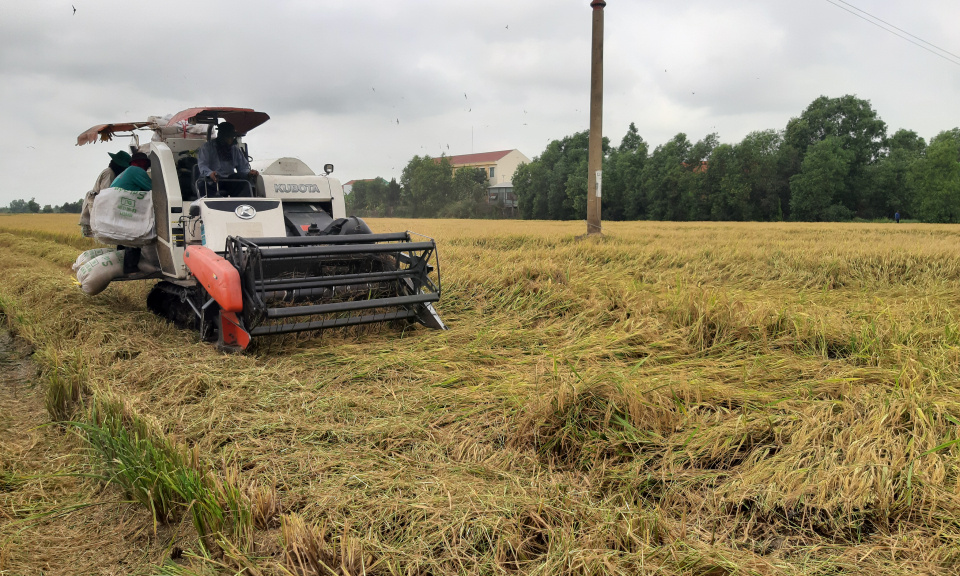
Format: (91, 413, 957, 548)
(824, 0, 960, 67)
(835, 0, 960, 62)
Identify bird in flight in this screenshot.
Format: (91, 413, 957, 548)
(505, 25, 509, 29)
(396, 119, 399, 124)
(72, 4, 76, 14)
(464, 93, 468, 99)
(26, 145, 35, 149)
(372, 87, 376, 92)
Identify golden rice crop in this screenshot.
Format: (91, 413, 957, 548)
(2, 215, 960, 574)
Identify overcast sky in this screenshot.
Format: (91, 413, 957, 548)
(1, 0, 958, 206)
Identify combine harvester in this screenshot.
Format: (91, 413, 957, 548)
(76, 107, 445, 351)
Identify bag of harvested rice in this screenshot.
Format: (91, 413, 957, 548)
(90, 186, 156, 246)
(72, 247, 117, 271)
(76, 251, 125, 295)
(75, 248, 161, 295)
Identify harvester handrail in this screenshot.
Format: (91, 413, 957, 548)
(249, 233, 411, 246)
(257, 241, 435, 259)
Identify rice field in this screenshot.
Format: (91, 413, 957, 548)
(3, 214, 960, 575)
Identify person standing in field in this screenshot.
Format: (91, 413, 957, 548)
(895, 211, 901, 224)
(80, 150, 130, 237)
(108, 152, 153, 274)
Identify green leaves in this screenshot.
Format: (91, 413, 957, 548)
(789, 137, 855, 221)
(909, 133, 960, 223)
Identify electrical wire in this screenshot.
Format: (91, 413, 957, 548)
(824, 0, 960, 67)
(835, 0, 960, 62)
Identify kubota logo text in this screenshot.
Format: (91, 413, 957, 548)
(274, 183, 322, 194)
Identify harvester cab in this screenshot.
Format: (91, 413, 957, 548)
(77, 107, 445, 351)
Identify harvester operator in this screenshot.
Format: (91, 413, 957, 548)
(110, 152, 153, 274)
(197, 122, 259, 197)
(80, 150, 130, 237)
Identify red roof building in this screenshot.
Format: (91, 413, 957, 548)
(439, 149, 531, 186)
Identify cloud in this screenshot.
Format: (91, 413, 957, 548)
(1, 0, 959, 204)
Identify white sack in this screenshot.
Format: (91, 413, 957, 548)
(91, 187, 156, 246)
(72, 247, 117, 271)
(76, 252, 125, 295)
(75, 248, 161, 295)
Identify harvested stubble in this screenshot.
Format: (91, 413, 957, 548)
(2, 216, 960, 574)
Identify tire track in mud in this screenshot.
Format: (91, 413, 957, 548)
(0, 330, 168, 575)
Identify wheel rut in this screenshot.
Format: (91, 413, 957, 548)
(0, 331, 167, 575)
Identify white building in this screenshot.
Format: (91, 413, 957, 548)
(446, 149, 530, 186)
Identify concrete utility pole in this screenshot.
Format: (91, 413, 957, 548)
(586, 0, 605, 235)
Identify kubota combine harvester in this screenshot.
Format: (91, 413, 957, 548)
(77, 107, 445, 350)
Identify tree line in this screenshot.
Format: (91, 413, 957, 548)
(0, 197, 83, 214)
(514, 95, 960, 222)
(345, 158, 498, 218)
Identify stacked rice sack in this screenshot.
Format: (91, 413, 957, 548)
(73, 246, 161, 295)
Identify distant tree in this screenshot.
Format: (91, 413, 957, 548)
(784, 95, 887, 215)
(346, 182, 368, 212)
(27, 198, 40, 213)
(641, 133, 692, 220)
(513, 160, 550, 219)
(385, 178, 402, 210)
(566, 155, 590, 217)
(708, 130, 786, 221)
(511, 130, 607, 220)
(400, 156, 453, 217)
(789, 137, 854, 221)
(504, 96, 960, 223)
(345, 178, 406, 216)
(8, 199, 29, 213)
(910, 130, 960, 223)
(451, 167, 487, 203)
(59, 199, 83, 214)
(679, 133, 719, 220)
(546, 131, 588, 219)
(41, 204, 54, 213)
(864, 129, 926, 219)
(605, 122, 648, 220)
(440, 167, 490, 218)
